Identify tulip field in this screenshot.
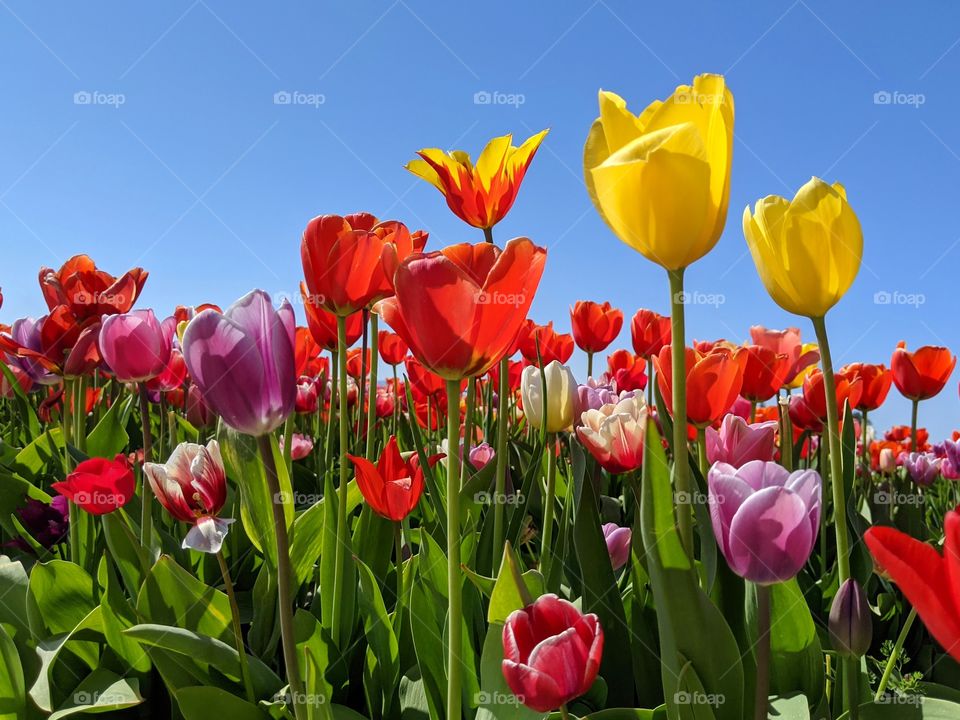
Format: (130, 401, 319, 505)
(5, 72, 960, 720)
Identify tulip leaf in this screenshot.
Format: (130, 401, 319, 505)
(639, 419, 743, 720)
(136, 555, 232, 643)
(767, 693, 810, 718)
(28, 607, 103, 713)
(0, 622, 25, 720)
(486, 544, 543, 624)
(48, 669, 142, 719)
(175, 686, 271, 719)
(294, 608, 343, 708)
(0, 558, 30, 642)
(0, 469, 52, 538)
(97, 556, 151, 674)
(836, 697, 960, 718)
(11, 428, 63, 480)
(101, 511, 150, 597)
(476, 622, 544, 720)
(85, 394, 134, 458)
(356, 558, 400, 718)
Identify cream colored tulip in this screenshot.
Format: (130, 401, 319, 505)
(521, 361, 578, 433)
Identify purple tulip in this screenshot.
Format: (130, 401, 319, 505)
(182, 290, 295, 437)
(100, 309, 172, 382)
(4, 317, 57, 385)
(900, 451, 941, 487)
(705, 414, 778, 468)
(577, 378, 620, 414)
(16, 495, 69, 549)
(708, 460, 821, 585)
(601, 522, 632, 570)
(942, 441, 960, 480)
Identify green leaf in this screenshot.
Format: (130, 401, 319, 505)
(10, 428, 63, 480)
(487, 544, 543, 625)
(101, 511, 150, 597)
(97, 556, 151, 674)
(136, 555, 232, 642)
(176, 686, 271, 719)
(48, 669, 142, 719)
(27, 560, 97, 640)
(837, 698, 960, 718)
(0, 558, 30, 642)
(356, 558, 399, 717)
(0, 623, 25, 720)
(0, 362, 40, 442)
(0, 469, 52, 537)
(768, 694, 810, 718)
(29, 607, 103, 713)
(290, 500, 324, 590)
(85, 394, 134, 458)
(476, 622, 544, 720)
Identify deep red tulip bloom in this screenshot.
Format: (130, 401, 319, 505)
(301, 283, 364, 351)
(378, 237, 546, 380)
(606, 349, 647, 391)
(788, 395, 822, 434)
(630, 309, 671, 359)
(801, 369, 862, 422)
(739, 345, 791, 403)
(52, 455, 135, 515)
(570, 301, 623, 354)
(301, 213, 419, 316)
(843, 362, 892, 411)
(295, 376, 320, 414)
(186, 385, 216, 428)
(348, 436, 441, 521)
(865, 509, 960, 663)
(518, 320, 574, 367)
(0, 308, 102, 379)
(39, 255, 147, 322)
(654, 346, 744, 427)
(404, 357, 447, 400)
(502, 593, 604, 712)
(346, 348, 372, 379)
(378, 330, 408, 366)
(891, 342, 956, 401)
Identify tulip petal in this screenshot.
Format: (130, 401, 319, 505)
(727, 486, 813, 584)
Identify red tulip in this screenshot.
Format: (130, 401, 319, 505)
(630, 309, 671, 359)
(518, 320, 574, 367)
(301, 214, 418, 316)
(502, 593, 604, 712)
(843, 363, 892, 411)
(378, 331, 408, 366)
(52, 455, 135, 515)
(39, 254, 147, 321)
(378, 238, 546, 380)
(864, 509, 960, 663)
(739, 345, 791, 403)
(569, 301, 623, 354)
(147, 348, 187, 393)
(891, 342, 956, 401)
(405, 357, 446, 401)
(801, 369, 862, 422)
(348, 436, 441, 520)
(301, 283, 364, 351)
(295, 376, 320, 414)
(0, 308, 102, 379)
(346, 348, 372, 379)
(654, 346, 744, 427)
(605, 349, 647, 392)
(295, 327, 321, 378)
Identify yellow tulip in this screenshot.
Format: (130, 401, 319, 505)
(583, 74, 734, 270)
(743, 177, 863, 318)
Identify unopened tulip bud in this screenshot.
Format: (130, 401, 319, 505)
(879, 447, 896, 474)
(829, 578, 872, 658)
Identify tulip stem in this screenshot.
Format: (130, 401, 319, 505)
(282, 415, 294, 480)
(365, 313, 379, 460)
(62, 377, 79, 564)
(332, 316, 351, 649)
(559, 704, 572, 720)
(216, 549, 256, 703)
(754, 583, 771, 720)
(483, 226, 494, 244)
(668, 268, 693, 557)
(859, 409, 869, 479)
(875, 605, 916, 700)
(493, 357, 510, 575)
(257, 434, 305, 719)
(586, 351, 593, 378)
(696, 426, 708, 478)
(324, 349, 337, 473)
(646, 357, 654, 408)
(460, 379, 475, 487)
(541, 433, 557, 581)
(909, 399, 919, 451)
(394, 521, 404, 610)
(445, 378, 464, 720)
(138, 383, 154, 547)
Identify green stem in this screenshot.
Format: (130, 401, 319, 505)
(460, 379, 475, 487)
(875, 606, 917, 700)
(445, 379, 464, 720)
(668, 268, 693, 557)
(493, 357, 510, 575)
(586, 351, 593, 379)
(646, 357, 654, 408)
(560, 704, 572, 720)
(860, 408, 869, 479)
(910, 399, 919, 451)
(365, 313, 379, 459)
(541, 433, 557, 579)
(394, 521, 404, 610)
(696, 426, 708, 479)
(217, 550, 256, 703)
(62, 378, 79, 564)
(332, 316, 350, 648)
(138, 383, 154, 547)
(73, 376, 86, 453)
(281, 414, 295, 480)
(754, 583, 771, 720)
(324, 350, 338, 474)
(256, 435, 306, 720)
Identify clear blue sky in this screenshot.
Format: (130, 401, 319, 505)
(2, 1, 959, 439)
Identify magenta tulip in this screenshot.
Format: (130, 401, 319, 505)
(280, 433, 314, 461)
(602, 522, 632, 570)
(99, 309, 172, 383)
(502, 594, 604, 712)
(182, 290, 296, 437)
(708, 460, 821, 584)
(900, 451, 941, 487)
(705, 414, 778, 468)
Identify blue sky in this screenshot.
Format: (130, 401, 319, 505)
(2, 1, 959, 438)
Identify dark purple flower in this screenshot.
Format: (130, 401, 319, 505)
(16, 495, 69, 549)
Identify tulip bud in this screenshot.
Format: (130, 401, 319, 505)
(829, 578, 872, 658)
(879, 447, 896, 474)
(521, 361, 578, 433)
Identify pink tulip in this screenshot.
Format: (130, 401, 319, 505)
(577, 394, 647, 474)
(705, 414, 778, 468)
(99, 309, 172, 383)
(280, 433, 314, 461)
(602, 522, 632, 570)
(468, 442, 496, 470)
(708, 460, 821, 584)
(900, 451, 941, 487)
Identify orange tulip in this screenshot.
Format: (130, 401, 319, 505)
(630, 309, 671, 359)
(378, 331, 409, 366)
(300, 282, 363, 351)
(406, 131, 548, 230)
(739, 345, 791, 403)
(570, 301, 623, 354)
(379, 238, 546, 380)
(39, 254, 147, 321)
(891, 342, 956, 401)
(801, 369, 862, 422)
(749, 325, 819, 387)
(346, 348, 372, 379)
(843, 363, 892, 411)
(654, 346, 744, 427)
(518, 321, 574, 367)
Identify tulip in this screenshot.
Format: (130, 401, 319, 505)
(346, 348, 371, 379)
(570, 301, 623, 374)
(630, 309, 671, 359)
(789, 394, 823, 435)
(577, 378, 621, 414)
(829, 579, 872, 659)
(301, 283, 364, 351)
(521, 361, 578, 433)
(406, 130, 548, 232)
(577, 394, 647, 474)
(143, 440, 232, 552)
(0, 310, 102, 379)
(378, 330, 408, 366)
(378, 237, 547, 380)
(891, 342, 955, 401)
(864, 509, 960, 664)
(605, 349, 647, 392)
(280, 433, 315, 461)
(878, 447, 897, 474)
(405, 356, 447, 400)
(0, 362, 33, 398)
(708, 460, 821, 584)
(468, 442, 496, 470)
(739, 345, 790, 404)
(182, 290, 296, 438)
(39, 254, 147, 321)
(1, 317, 58, 385)
(13, 496, 68, 551)
(801, 369, 862, 422)
(900, 451, 941, 487)
(348, 436, 438, 521)
(654, 346, 744, 427)
(186, 385, 216, 428)
(502, 594, 604, 712)
(99, 309, 172, 383)
(706, 414, 778, 468)
(518, 320, 575, 367)
(744, 177, 862, 318)
(52, 455, 135, 515)
(843, 363, 892, 411)
(295, 376, 319, 414)
(749, 326, 820, 388)
(602, 523, 632, 570)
